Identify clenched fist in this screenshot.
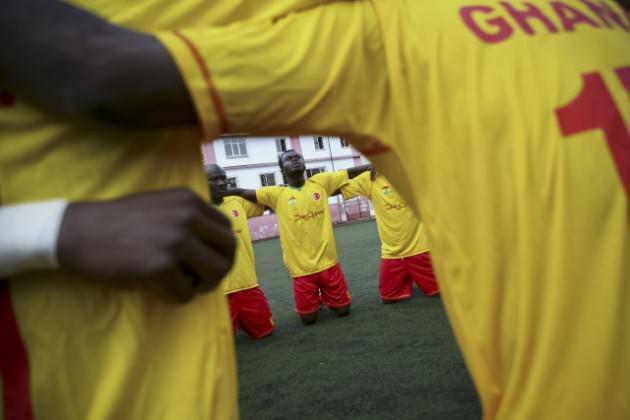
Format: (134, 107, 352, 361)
(57, 188, 236, 303)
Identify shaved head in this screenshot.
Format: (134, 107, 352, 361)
(205, 164, 227, 204)
(205, 164, 225, 178)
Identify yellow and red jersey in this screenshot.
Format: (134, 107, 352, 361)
(256, 171, 348, 277)
(342, 172, 429, 259)
(0, 0, 338, 417)
(218, 196, 264, 294)
(158, 1, 630, 418)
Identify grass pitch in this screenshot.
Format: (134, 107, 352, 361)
(236, 220, 480, 420)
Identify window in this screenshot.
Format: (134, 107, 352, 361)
(276, 138, 288, 153)
(260, 173, 276, 187)
(313, 136, 325, 150)
(224, 138, 248, 158)
(226, 177, 238, 188)
(340, 138, 350, 148)
(306, 167, 326, 178)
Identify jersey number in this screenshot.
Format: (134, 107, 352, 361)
(555, 67, 630, 201)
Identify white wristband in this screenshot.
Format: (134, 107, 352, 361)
(0, 200, 69, 278)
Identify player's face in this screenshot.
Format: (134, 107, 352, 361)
(281, 151, 305, 174)
(207, 169, 228, 200)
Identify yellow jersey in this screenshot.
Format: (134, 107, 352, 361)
(342, 172, 429, 259)
(255, 171, 348, 277)
(0, 0, 347, 417)
(159, 1, 630, 418)
(218, 197, 265, 294)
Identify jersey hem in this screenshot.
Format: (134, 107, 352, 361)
(225, 284, 259, 295)
(290, 261, 339, 278)
(380, 248, 430, 260)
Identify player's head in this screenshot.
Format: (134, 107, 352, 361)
(205, 164, 228, 204)
(278, 149, 305, 176)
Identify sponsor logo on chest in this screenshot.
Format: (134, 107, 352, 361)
(294, 210, 325, 222)
(385, 203, 407, 211)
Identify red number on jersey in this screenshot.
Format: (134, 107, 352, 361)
(555, 67, 630, 201)
(0, 90, 16, 108)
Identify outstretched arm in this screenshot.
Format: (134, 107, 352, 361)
(0, 0, 196, 128)
(346, 164, 372, 180)
(338, 170, 372, 199)
(223, 188, 258, 204)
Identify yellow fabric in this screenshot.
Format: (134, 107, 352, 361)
(255, 171, 348, 277)
(218, 197, 264, 294)
(74, 0, 337, 31)
(342, 172, 429, 258)
(160, 1, 630, 419)
(0, 0, 365, 417)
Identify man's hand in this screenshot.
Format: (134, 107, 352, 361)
(57, 188, 236, 303)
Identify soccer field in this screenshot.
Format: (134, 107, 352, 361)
(236, 220, 481, 420)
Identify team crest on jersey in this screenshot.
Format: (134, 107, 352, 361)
(288, 196, 297, 207)
(382, 186, 391, 196)
(312, 192, 321, 201)
(232, 209, 239, 218)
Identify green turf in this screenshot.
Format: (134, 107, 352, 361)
(236, 220, 481, 420)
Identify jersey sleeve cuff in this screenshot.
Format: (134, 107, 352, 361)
(0, 200, 69, 278)
(155, 31, 227, 140)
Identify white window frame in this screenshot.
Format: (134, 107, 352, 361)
(276, 138, 288, 153)
(260, 173, 277, 187)
(226, 177, 238, 188)
(313, 136, 325, 150)
(306, 167, 326, 178)
(224, 138, 248, 158)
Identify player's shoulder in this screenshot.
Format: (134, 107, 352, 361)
(267, 184, 289, 192)
(356, 170, 372, 183)
(257, 184, 290, 200)
(309, 172, 335, 185)
(305, 175, 328, 190)
(223, 196, 246, 208)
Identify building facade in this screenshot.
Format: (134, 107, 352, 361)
(202, 135, 373, 240)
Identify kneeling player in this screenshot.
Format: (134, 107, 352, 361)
(226, 150, 369, 325)
(208, 164, 274, 339)
(343, 170, 439, 303)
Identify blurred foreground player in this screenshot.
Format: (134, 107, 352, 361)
(226, 150, 369, 325)
(0, 0, 340, 418)
(207, 164, 275, 339)
(342, 170, 439, 303)
(2, 0, 630, 419)
(155, 2, 630, 418)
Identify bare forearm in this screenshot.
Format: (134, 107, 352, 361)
(224, 188, 258, 203)
(0, 0, 196, 128)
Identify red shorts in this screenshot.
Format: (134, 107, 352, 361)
(227, 286, 275, 339)
(292, 263, 352, 315)
(379, 252, 439, 301)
